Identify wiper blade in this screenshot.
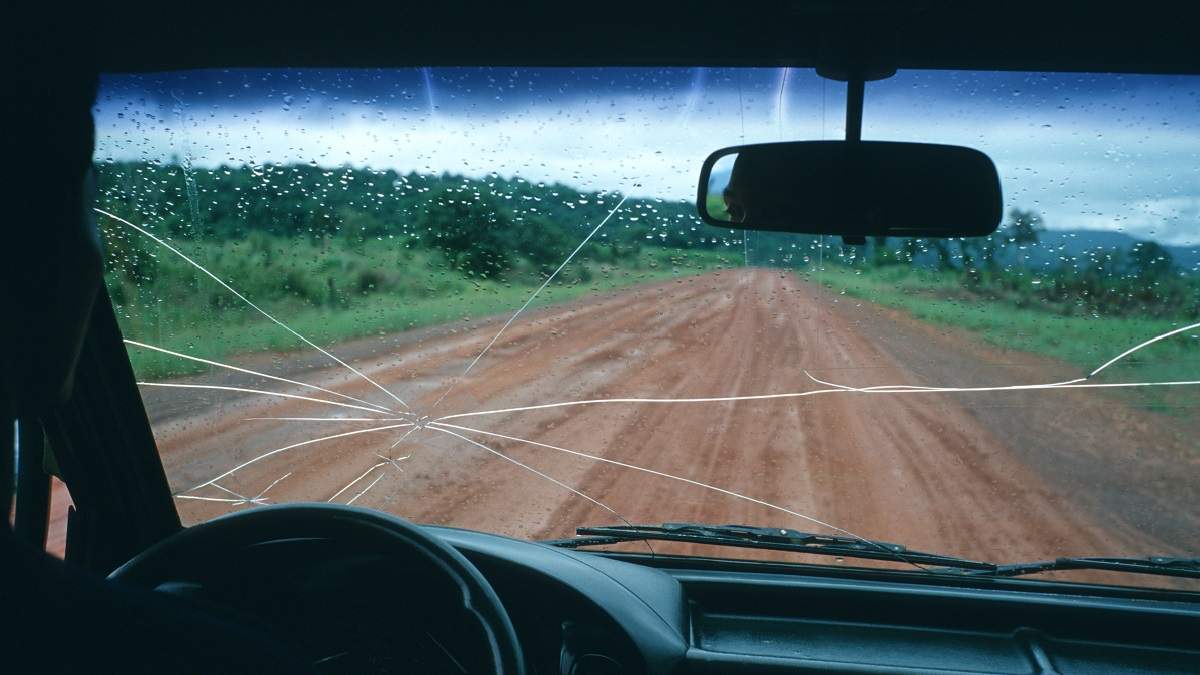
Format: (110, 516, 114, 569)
(551, 525, 1200, 583)
(542, 522, 997, 571)
(940, 556, 1200, 581)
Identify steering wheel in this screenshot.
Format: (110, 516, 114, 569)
(109, 503, 525, 674)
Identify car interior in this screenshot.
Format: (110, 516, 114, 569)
(4, 2, 1200, 674)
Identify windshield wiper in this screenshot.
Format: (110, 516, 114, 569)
(545, 524, 1200, 583)
(542, 522, 997, 571)
(938, 556, 1200, 581)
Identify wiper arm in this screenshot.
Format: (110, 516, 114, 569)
(941, 556, 1200, 581)
(551, 525, 1200, 583)
(542, 522, 997, 571)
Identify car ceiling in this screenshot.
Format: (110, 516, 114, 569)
(85, 1, 1200, 75)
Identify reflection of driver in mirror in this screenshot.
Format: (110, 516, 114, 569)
(720, 149, 793, 226)
(722, 156, 749, 223)
(722, 190, 746, 223)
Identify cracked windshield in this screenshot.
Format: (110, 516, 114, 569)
(87, 67, 1198, 588)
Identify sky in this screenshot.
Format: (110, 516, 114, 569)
(95, 67, 1200, 246)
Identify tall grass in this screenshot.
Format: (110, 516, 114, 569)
(809, 265, 1199, 412)
(104, 232, 734, 379)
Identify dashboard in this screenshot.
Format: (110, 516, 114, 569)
(150, 523, 1200, 674)
(435, 527, 1200, 675)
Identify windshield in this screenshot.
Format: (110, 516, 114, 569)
(90, 67, 1199, 590)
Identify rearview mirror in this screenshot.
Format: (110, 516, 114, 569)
(698, 141, 1002, 239)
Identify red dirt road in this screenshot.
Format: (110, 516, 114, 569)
(49, 269, 1199, 578)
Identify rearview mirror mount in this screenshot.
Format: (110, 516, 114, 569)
(697, 141, 1002, 241)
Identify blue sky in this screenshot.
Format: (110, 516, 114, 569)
(96, 68, 1200, 245)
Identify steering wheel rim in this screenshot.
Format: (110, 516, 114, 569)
(109, 503, 525, 675)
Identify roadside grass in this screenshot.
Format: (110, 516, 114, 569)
(107, 238, 735, 380)
(804, 265, 1200, 412)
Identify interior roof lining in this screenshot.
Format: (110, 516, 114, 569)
(86, 2, 1200, 76)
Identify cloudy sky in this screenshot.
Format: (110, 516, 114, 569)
(96, 67, 1200, 245)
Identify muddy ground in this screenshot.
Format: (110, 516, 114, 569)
(48, 269, 1199, 585)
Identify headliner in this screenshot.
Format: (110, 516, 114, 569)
(70, 1, 1200, 76)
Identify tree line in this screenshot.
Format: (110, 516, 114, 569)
(851, 209, 1196, 319)
(95, 160, 725, 282)
(97, 160, 1196, 320)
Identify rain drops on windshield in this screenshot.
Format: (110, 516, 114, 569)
(87, 67, 1200, 589)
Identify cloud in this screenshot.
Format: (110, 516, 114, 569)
(94, 70, 1200, 247)
(94, 88, 821, 199)
(1081, 196, 1200, 246)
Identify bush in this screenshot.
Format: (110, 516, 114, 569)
(281, 268, 324, 304)
(357, 268, 387, 294)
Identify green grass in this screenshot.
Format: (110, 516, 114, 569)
(806, 265, 1199, 411)
(107, 236, 735, 380)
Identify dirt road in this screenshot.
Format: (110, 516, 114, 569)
(49, 269, 1199, 577)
